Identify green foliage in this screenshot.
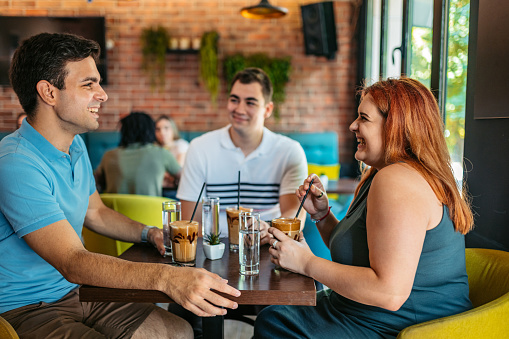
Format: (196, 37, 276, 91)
(141, 26, 170, 90)
(408, 0, 470, 165)
(223, 53, 292, 119)
(200, 31, 220, 105)
(444, 0, 470, 163)
(204, 232, 222, 245)
(409, 27, 432, 87)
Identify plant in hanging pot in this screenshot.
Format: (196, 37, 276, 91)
(203, 232, 225, 260)
(141, 26, 170, 90)
(199, 31, 220, 105)
(223, 53, 291, 119)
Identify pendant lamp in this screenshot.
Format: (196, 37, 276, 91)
(240, 0, 288, 19)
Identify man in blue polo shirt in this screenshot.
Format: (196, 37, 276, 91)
(0, 33, 240, 338)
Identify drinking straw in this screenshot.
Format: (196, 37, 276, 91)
(295, 178, 315, 219)
(237, 171, 241, 210)
(190, 182, 206, 222)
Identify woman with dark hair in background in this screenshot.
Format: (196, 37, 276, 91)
(95, 111, 181, 196)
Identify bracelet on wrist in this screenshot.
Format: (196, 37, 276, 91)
(141, 225, 158, 243)
(311, 206, 332, 224)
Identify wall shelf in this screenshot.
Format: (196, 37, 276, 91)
(166, 49, 199, 54)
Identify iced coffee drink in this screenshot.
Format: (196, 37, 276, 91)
(226, 206, 253, 251)
(170, 220, 199, 266)
(271, 218, 301, 240)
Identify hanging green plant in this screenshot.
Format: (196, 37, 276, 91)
(141, 26, 169, 90)
(223, 53, 291, 119)
(199, 31, 220, 104)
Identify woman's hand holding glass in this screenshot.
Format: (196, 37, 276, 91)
(268, 228, 314, 275)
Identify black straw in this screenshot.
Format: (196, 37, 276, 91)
(190, 182, 206, 222)
(295, 178, 314, 219)
(237, 171, 241, 210)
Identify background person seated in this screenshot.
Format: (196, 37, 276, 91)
(95, 111, 181, 196)
(155, 115, 189, 192)
(155, 115, 189, 166)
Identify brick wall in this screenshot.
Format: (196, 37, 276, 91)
(0, 0, 359, 167)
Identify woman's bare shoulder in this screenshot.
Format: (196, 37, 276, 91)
(369, 163, 442, 227)
(371, 163, 436, 202)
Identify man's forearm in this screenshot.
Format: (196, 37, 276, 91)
(65, 249, 165, 289)
(84, 205, 145, 243)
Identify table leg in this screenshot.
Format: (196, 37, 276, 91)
(202, 315, 224, 339)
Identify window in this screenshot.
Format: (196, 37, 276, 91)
(363, 0, 470, 185)
(444, 0, 470, 184)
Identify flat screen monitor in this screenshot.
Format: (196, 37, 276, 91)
(0, 16, 107, 86)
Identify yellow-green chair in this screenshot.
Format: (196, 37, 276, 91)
(0, 315, 19, 339)
(82, 194, 172, 257)
(307, 163, 340, 181)
(307, 163, 341, 202)
(397, 248, 509, 338)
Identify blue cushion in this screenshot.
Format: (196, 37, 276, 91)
(180, 131, 204, 142)
(284, 132, 339, 165)
(82, 131, 121, 170)
(79, 130, 340, 173)
(0, 131, 12, 141)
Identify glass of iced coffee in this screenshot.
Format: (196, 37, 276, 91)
(170, 220, 199, 266)
(271, 218, 301, 241)
(226, 206, 253, 251)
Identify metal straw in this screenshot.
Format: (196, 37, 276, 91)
(237, 171, 241, 210)
(295, 178, 315, 219)
(190, 182, 206, 222)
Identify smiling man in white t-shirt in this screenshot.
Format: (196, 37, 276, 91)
(177, 68, 308, 244)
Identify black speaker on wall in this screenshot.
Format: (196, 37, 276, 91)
(300, 1, 338, 60)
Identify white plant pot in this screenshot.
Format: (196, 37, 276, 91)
(203, 242, 225, 260)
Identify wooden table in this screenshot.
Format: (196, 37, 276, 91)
(80, 240, 316, 338)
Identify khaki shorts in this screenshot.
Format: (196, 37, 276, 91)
(1, 288, 157, 339)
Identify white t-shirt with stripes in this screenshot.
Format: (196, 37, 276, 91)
(177, 125, 308, 235)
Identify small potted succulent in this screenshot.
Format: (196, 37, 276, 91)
(203, 232, 225, 260)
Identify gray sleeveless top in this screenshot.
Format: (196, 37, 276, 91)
(328, 173, 472, 334)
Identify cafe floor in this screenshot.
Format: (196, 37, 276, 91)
(158, 303, 255, 338)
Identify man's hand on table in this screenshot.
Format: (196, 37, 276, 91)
(165, 267, 241, 317)
(147, 227, 166, 256)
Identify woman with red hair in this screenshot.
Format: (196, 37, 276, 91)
(255, 78, 473, 338)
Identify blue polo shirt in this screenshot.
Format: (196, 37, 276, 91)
(0, 120, 96, 313)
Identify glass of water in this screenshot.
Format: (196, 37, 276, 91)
(239, 211, 260, 275)
(202, 197, 220, 244)
(162, 201, 181, 257)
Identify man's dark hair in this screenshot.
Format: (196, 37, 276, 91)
(119, 112, 156, 147)
(9, 32, 100, 118)
(230, 67, 273, 104)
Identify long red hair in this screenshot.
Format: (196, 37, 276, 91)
(355, 77, 473, 234)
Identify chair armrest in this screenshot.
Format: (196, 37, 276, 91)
(0, 315, 19, 339)
(397, 292, 509, 338)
